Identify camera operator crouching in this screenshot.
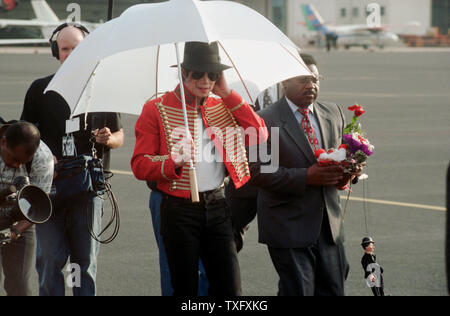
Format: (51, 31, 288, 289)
(0, 121, 54, 296)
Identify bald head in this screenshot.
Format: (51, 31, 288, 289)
(56, 26, 85, 64)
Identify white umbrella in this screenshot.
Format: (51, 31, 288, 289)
(45, 0, 311, 117)
(45, 0, 312, 202)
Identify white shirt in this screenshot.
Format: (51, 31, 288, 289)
(285, 97, 324, 150)
(194, 114, 226, 192)
(0, 141, 54, 194)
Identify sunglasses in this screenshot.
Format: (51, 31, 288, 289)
(190, 71, 221, 81)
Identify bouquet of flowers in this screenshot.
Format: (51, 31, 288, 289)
(315, 104, 374, 174)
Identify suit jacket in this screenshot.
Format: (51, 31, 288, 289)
(250, 97, 346, 248)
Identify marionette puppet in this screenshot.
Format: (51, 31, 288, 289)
(361, 237, 385, 296)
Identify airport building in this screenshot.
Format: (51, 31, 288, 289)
(232, 0, 449, 46)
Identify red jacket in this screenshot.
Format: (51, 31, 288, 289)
(131, 85, 268, 199)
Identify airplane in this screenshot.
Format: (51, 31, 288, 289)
(301, 3, 400, 50)
(0, 0, 100, 45)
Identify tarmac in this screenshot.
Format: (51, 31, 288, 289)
(0, 47, 449, 296)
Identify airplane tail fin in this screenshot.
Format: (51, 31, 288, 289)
(31, 0, 59, 38)
(300, 4, 328, 35)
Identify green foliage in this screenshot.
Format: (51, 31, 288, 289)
(344, 116, 362, 135)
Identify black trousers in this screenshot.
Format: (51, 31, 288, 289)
(225, 182, 258, 253)
(371, 287, 385, 296)
(161, 195, 241, 296)
(268, 213, 349, 296)
(227, 196, 257, 253)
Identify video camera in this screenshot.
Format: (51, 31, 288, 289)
(0, 176, 52, 245)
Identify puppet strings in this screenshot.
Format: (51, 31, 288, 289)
(362, 175, 369, 236)
(362, 164, 372, 237)
(342, 183, 352, 221)
(342, 166, 371, 238)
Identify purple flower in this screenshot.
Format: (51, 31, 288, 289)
(343, 134, 374, 156)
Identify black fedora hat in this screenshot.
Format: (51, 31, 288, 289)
(172, 41, 232, 73)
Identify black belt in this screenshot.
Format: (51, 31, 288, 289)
(199, 186, 225, 206)
(164, 186, 225, 207)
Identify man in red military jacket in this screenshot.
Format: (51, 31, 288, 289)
(131, 42, 267, 296)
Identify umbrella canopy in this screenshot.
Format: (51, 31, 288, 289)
(46, 0, 311, 116)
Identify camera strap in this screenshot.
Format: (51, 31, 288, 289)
(26, 160, 32, 176)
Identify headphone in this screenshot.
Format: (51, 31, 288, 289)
(49, 23, 90, 60)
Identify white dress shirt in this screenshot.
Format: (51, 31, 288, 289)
(194, 114, 226, 192)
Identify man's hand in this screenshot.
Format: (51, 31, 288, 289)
(336, 173, 352, 190)
(10, 220, 33, 241)
(212, 72, 231, 99)
(306, 164, 344, 186)
(336, 163, 365, 190)
(171, 137, 196, 169)
(94, 127, 113, 147)
(93, 128, 124, 149)
(353, 162, 365, 178)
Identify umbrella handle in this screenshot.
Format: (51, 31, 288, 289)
(174, 42, 199, 203)
(189, 167, 200, 203)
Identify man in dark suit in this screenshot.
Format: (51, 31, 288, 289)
(250, 53, 358, 296)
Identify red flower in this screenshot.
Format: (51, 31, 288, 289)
(357, 135, 366, 143)
(338, 144, 349, 150)
(317, 159, 340, 167)
(348, 104, 365, 117)
(318, 159, 331, 167)
(315, 149, 326, 158)
(354, 107, 365, 117)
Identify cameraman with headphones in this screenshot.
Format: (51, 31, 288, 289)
(21, 23, 124, 296)
(0, 121, 54, 296)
